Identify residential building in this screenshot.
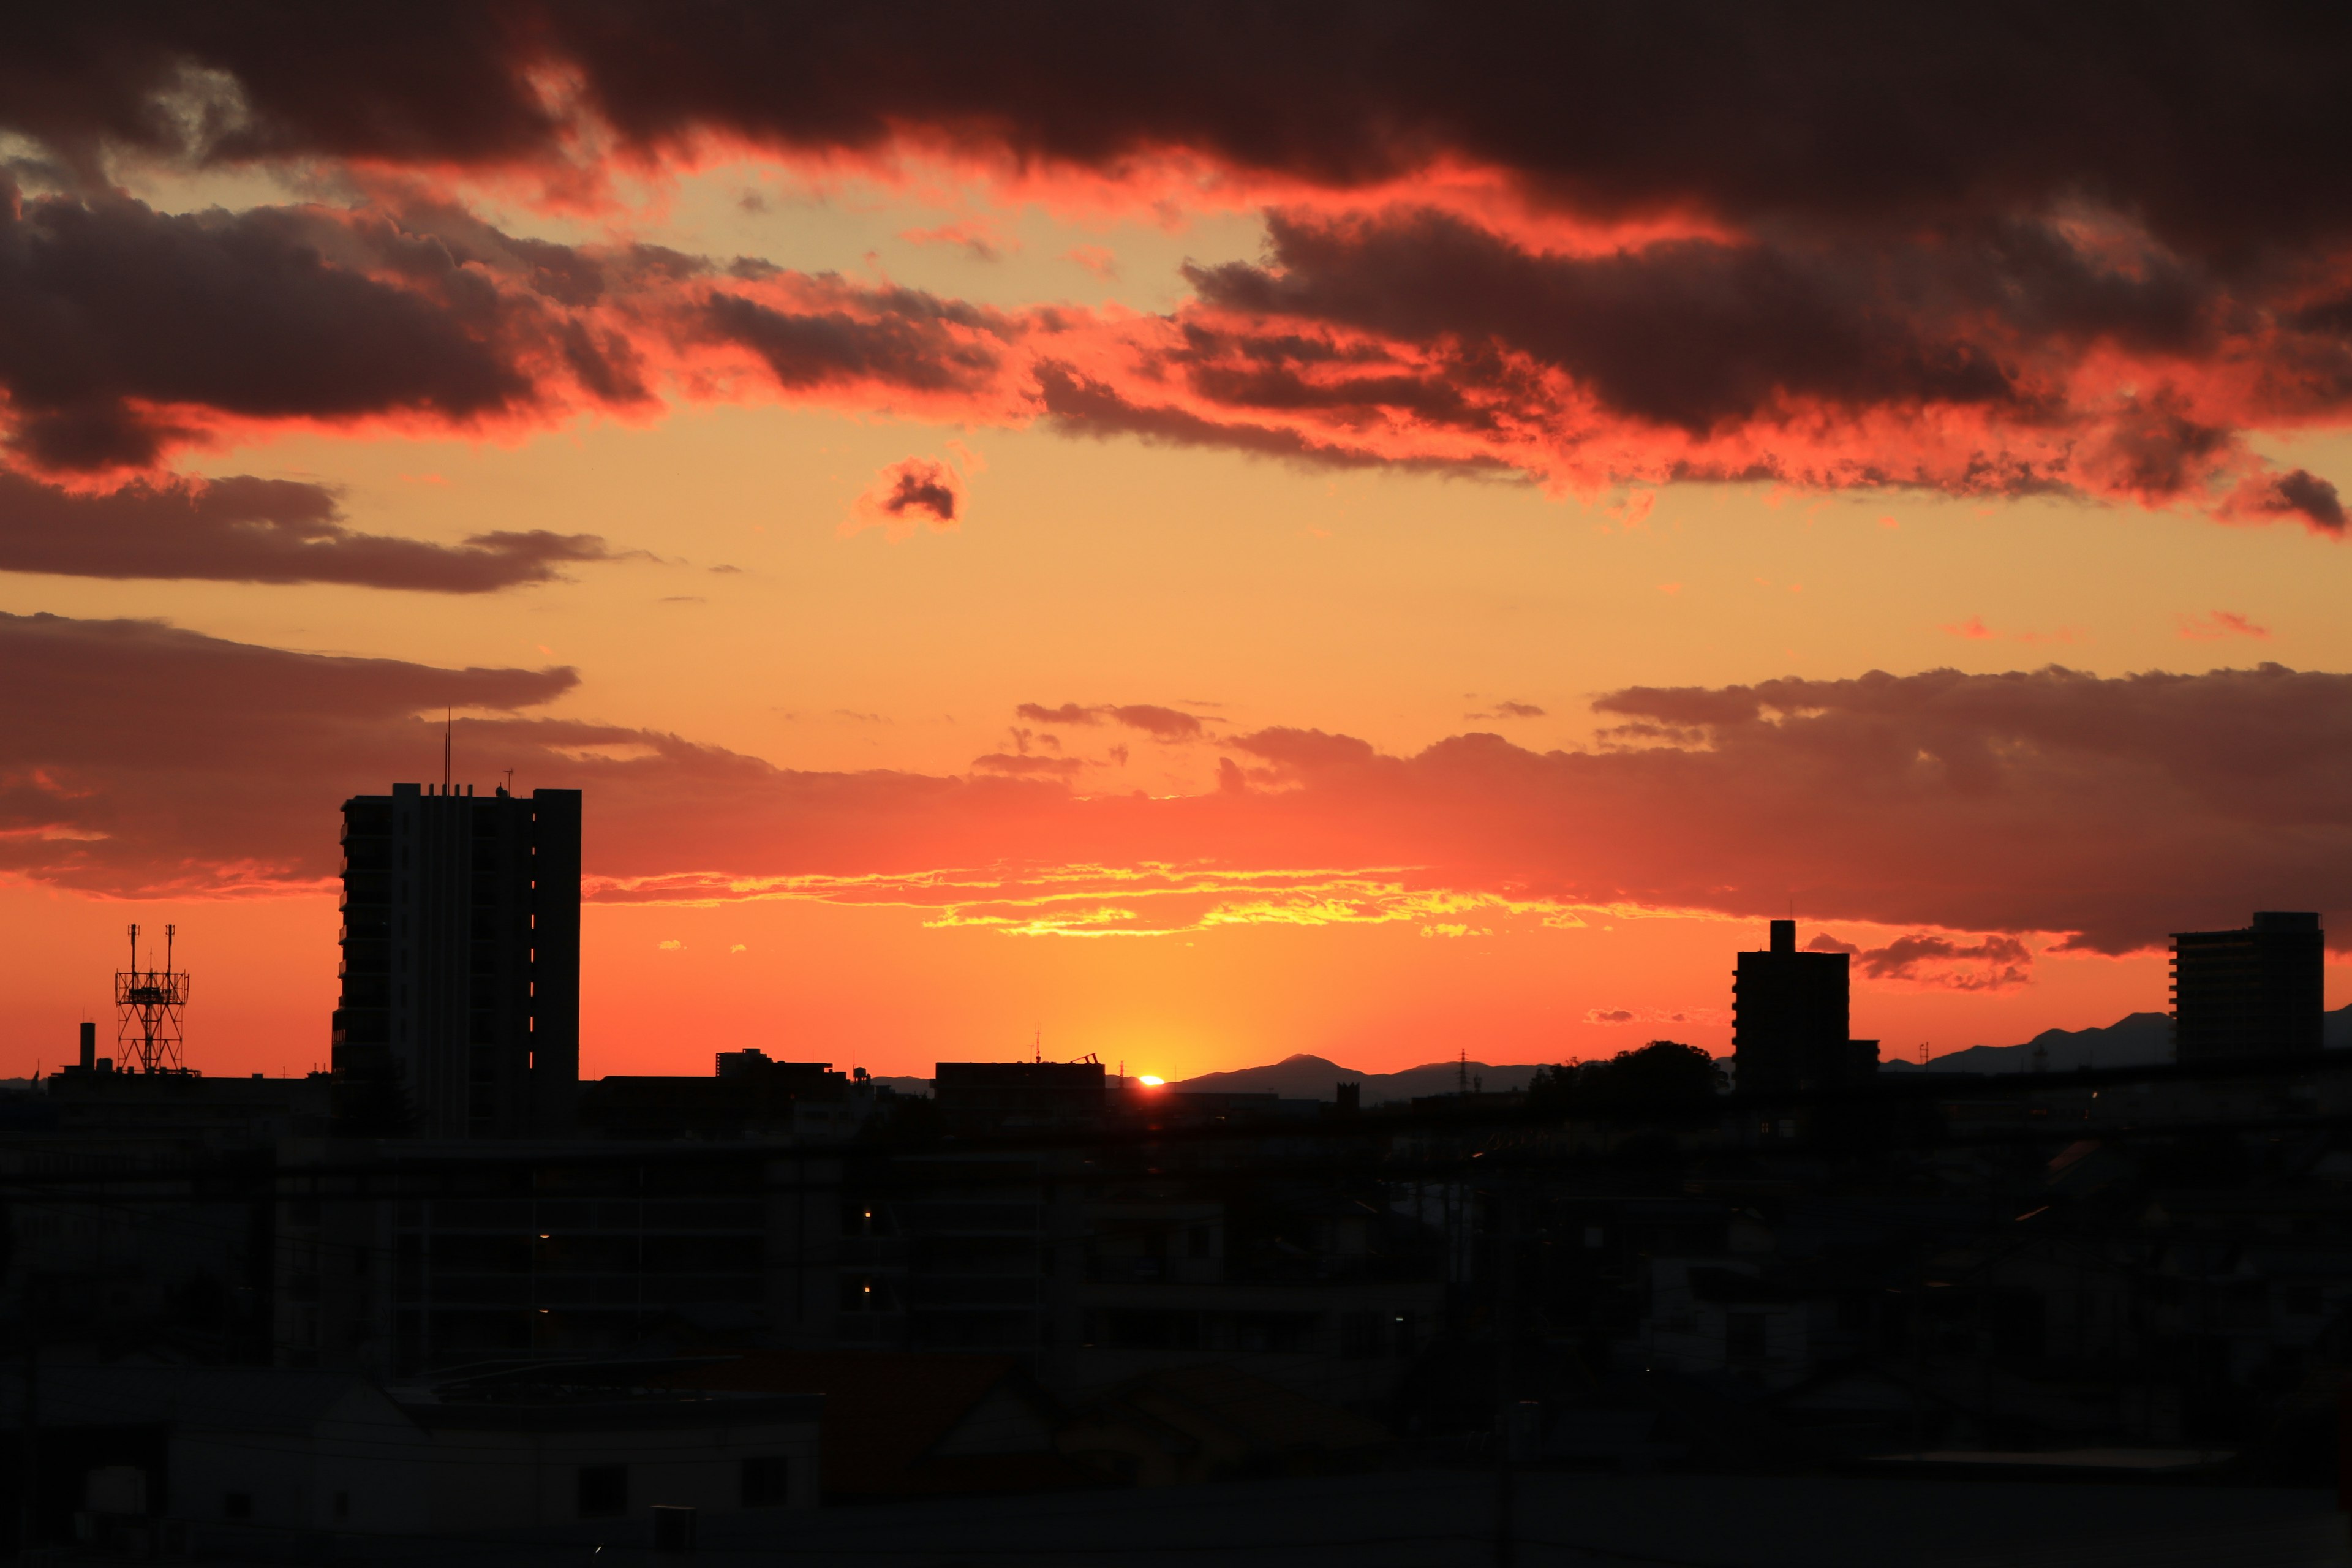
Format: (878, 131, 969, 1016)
(1732, 920, 1877, 1102)
(2171, 910, 2325, 1061)
(276, 1139, 844, 1378)
(331, 783, 581, 1139)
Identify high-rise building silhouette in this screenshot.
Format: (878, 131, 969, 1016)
(331, 783, 580, 1137)
(2171, 910, 2323, 1061)
(1732, 920, 1877, 1098)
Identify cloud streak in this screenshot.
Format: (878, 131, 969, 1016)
(1013, 702, 1205, 741)
(0, 470, 611, 590)
(14, 611, 2352, 959)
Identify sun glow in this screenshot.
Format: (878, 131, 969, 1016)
(1137, 1074, 1165, 1087)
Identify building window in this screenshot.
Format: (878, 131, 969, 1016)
(741, 1456, 791, 1508)
(223, 1493, 253, 1521)
(577, 1464, 627, 1519)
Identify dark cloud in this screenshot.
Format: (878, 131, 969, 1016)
(1189, 211, 2040, 435)
(1810, 931, 2032, 990)
(970, 753, 1084, 778)
(0, 130, 2331, 522)
(2231, 467, 2348, 532)
(1229, 728, 1379, 773)
(1854, 933, 2034, 990)
(0, 470, 611, 590)
(1033, 361, 1515, 477)
(1013, 702, 1204, 741)
(1015, 702, 1097, 726)
(20, 609, 2352, 959)
(877, 464, 957, 522)
(1107, 705, 1204, 742)
(848, 456, 965, 538)
(703, 288, 1004, 394)
(1167, 208, 2352, 506)
(0, 609, 1080, 897)
(0, 184, 547, 470)
(0, 609, 575, 889)
(13, 7, 2352, 266)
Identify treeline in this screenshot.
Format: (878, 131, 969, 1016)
(1523, 1039, 1722, 1122)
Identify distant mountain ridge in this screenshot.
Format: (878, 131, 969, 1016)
(875, 1005, 2352, 1102)
(1880, 1003, 2352, 1074)
(1169, 1054, 1540, 1104)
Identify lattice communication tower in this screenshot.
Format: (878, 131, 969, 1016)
(115, 922, 190, 1074)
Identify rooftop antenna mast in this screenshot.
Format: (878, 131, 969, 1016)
(443, 707, 453, 794)
(115, 922, 190, 1074)
(1033, 1027, 1042, 1065)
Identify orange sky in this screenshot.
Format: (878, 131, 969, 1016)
(6, 20, 2352, 1082)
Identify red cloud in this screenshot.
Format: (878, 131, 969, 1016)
(970, 753, 1082, 778)
(899, 219, 1010, 262)
(15, 8, 2352, 278)
(0, 469, 610, 590)
(1814, 931, 2034, 991)
(2178, 609, 2271, 641)
(0, 179, 2341, 537)
(846, 457, 964, 540)
(1014, 703, 1204, 741)
(18, 611, 2352, 959)
(0, 21, 2345, 531)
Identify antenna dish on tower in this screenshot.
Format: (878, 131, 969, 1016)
(115, 922, 192, 1074)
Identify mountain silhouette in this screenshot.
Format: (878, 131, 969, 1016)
(1168, 1053, 1540, 1103)
(1879, 1003, 2352, 1074)
(875, 1003, 2352, 1101)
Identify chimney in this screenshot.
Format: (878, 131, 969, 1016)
(78, 1021, 95, 1071)
(1770, 919, 1796, 954)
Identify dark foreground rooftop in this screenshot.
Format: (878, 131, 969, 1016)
(178, 1466, 2346, 1568)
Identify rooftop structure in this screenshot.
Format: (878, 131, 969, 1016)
(114, 923, 190, 1074)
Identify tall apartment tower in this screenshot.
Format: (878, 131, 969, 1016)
(331, 784, 581, 1137)
(1733, 920, 1877, 1098)
(2171, 910, 2324, 1061)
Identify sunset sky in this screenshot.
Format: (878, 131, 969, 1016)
(6, 7, 2352, 1082)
